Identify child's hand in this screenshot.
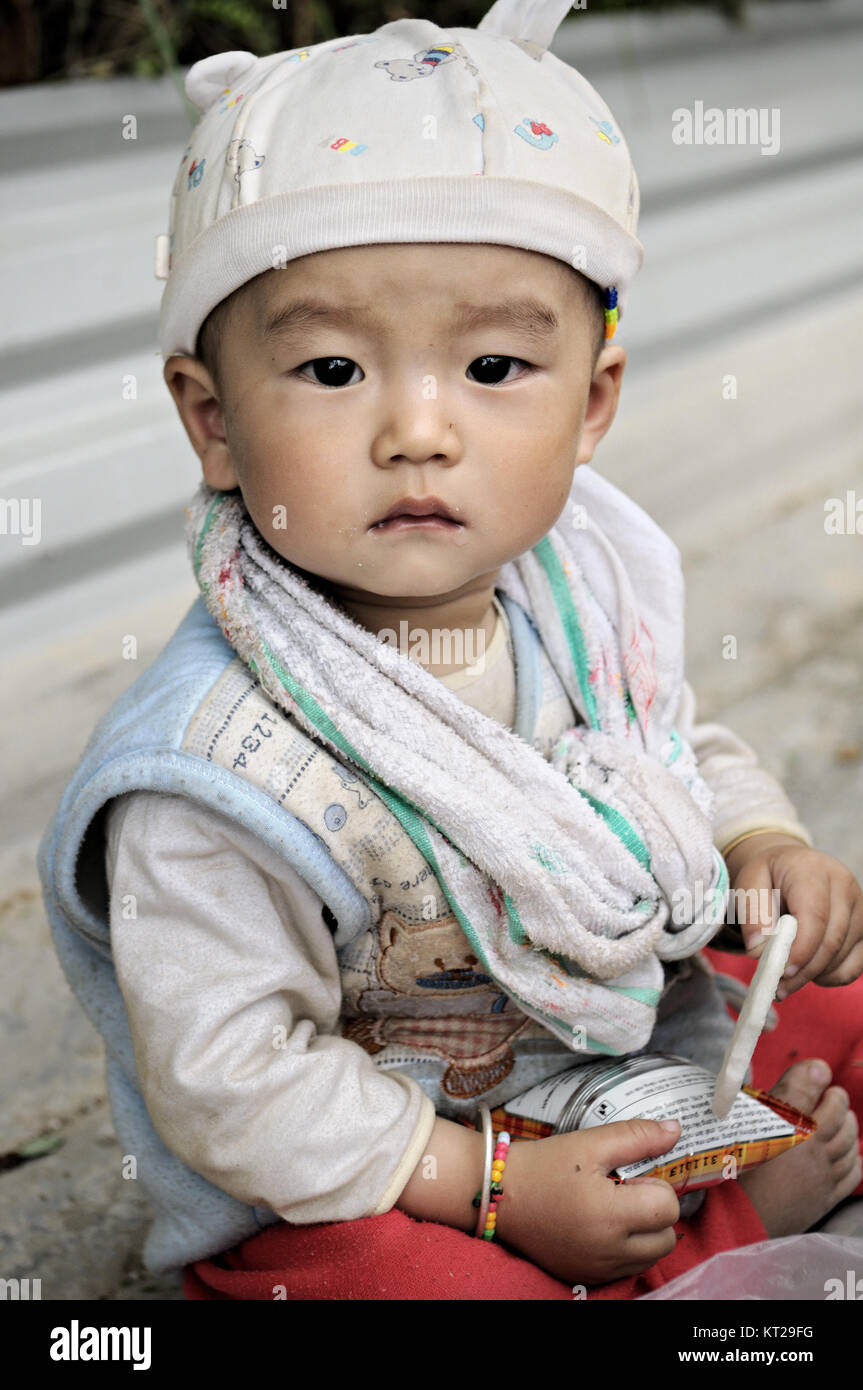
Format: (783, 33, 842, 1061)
(497, 1118, 682, 1287)
(723, 833, 863, 999)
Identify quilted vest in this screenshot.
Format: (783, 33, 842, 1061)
(36, 588, 587, 1273)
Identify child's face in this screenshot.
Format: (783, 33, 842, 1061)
(167, 243, 624, 621)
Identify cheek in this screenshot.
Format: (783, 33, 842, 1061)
(245, 465, 332, 540)
(485, 438, 576, 551)
(233, 423, 358, 551)
(492, 437, 574, 506)
(242, 393, 357, 482)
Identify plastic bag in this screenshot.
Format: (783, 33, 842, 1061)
(636, 1232, 863, 1300)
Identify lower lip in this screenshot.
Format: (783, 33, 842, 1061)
(371, 516, 464, 534)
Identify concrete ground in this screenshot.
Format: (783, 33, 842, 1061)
(2, 2, 862, 1299)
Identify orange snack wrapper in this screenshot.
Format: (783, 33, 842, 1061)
(459, 1053, 815, 1196)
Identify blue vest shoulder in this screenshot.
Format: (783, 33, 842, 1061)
(36, 595, 378, 959)
(33, 589, 545, 1273)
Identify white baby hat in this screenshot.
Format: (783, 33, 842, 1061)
(155, 0, 642, 361)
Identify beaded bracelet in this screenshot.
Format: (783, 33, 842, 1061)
(472, 1102, 511, 1240)
(603, 286, 619, 340)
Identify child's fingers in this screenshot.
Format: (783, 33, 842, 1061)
(741, 884, 818, 975)
(807, 935, 863, 989)
(619, 1223, 679, 1270)
(809, 888, 863, 984)
(732, 858, 777, 955)
(588, 1117, 681, 1175)
(777, 888, 855, 994)
(613, 1175, 680, 1235)
(598, 1231, 680, 1282)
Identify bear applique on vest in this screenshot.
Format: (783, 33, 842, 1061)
(180, 653, 552, 1100)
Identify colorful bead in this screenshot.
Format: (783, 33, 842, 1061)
(602, 287, 619, 340)
(475, 1124, 511, 1241)
(486, 1135, 509, 1236)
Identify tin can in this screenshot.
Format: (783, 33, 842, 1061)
(552, 1053, 690, 1134)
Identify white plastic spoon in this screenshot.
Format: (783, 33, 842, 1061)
(712, 913, 799, 1119)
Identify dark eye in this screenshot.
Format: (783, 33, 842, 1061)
(294, 357, 362, 388)
(467, 355, 533, 385)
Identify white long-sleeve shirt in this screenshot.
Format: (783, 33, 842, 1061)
(105, 596, 812, 1225)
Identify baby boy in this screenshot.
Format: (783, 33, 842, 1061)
(39, 3, 862, 1294)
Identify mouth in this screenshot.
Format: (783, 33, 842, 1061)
(370, 515, 464, 534)
(369, 496, 465, 533)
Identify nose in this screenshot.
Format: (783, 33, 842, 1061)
(372, 379, 461, 468)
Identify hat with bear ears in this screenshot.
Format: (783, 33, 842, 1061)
(155, 0, 642, 362)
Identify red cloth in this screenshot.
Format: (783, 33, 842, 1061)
(183, 1179, 765, 1301)
(184, 960, 863, 1301)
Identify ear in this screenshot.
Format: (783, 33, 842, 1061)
(163, 355, 240, 491)
(575, 343, 626, 466)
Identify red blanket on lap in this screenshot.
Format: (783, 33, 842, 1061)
(184, 956, 863, 1301)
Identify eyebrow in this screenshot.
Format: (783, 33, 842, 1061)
(260, 295, 562, 345)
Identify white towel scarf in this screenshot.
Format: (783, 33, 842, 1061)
(186, 465, 729, 1057)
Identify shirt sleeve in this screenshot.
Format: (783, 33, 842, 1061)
(673, 679, 814, 856)
(672, 681, 814, 955)
(104, 789, 436, 1225)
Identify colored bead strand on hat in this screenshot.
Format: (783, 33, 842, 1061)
(604, 287, 619, 339)
(472, 1130, 511, 1240)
